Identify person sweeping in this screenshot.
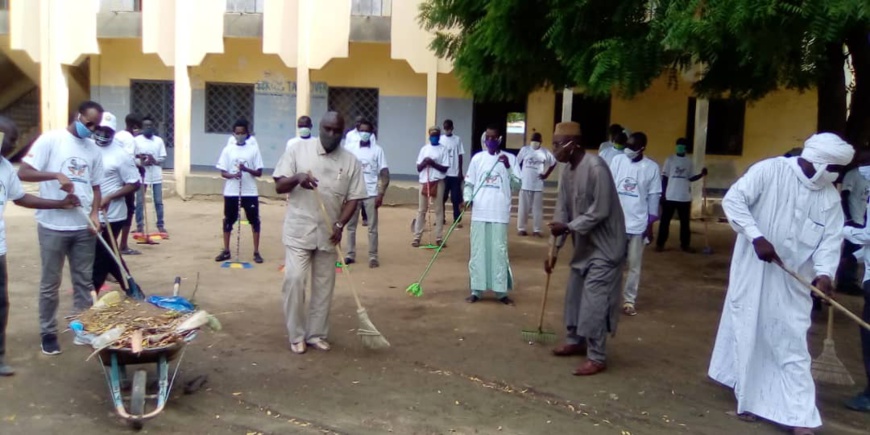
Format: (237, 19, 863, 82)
(546, 122, 627, 377)
(272, 112, 367, 355)
(463, 125, 520, 305)
(709, 133, 854, 435)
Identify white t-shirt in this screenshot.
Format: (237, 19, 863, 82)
(517, 145, 556, 191)
(610, 154, 662, 235)
(464, 151, 520, 224)
(22, 130, 104, 231)
(216, 136, 265, 197)
(439, 134, 465, 177)
(134, 135, 167, 185)
(114, 130, 137, 157)
(345, 141, 388, 198)
(98, 142, 141, 223)
(345, 129, 377, 148)
(663, 154, 694, 202)
(416, 144, 450, 183)
(599, 141, 614, 154)
(285, 135, 315, 153)
(842, 168, 870, 226)
(0, 157, 26, 255)
(599, 146, 624, 166)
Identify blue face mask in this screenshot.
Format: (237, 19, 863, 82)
(360, 132, 372, 142)
(75, 120, 92, 139)
(429, 135, 440, 145)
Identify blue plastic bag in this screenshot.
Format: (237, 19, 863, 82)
(147, 295, 195, 312)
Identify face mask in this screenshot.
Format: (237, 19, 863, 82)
(234, 134, 247, 145)
(321, 132, 342, 152)
(429, 135, 440, 145)
(75, 120, 92, 139)
(809, 163, 838, 186)
(624, 148, 642, 160)
(360, 132, 372, 142)
(676, 145, 687, 155)
(143, 127, 155, 138)
(485, 139, 500, 153)
(531, 141, 542, 150)
(445, 130, 453, 137)
(298, 127, 311, 138)
(614, 143, 625, 151)
(93, 129, 113, 147)
(860, 166, 870, 180)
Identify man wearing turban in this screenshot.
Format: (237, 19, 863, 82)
(709, 133, 854, 434)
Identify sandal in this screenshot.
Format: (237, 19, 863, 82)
(411, 239, 421, 248)
(120, 248, 141, 255)
(622, 303, 637, 316)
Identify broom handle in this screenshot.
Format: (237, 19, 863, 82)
(702, 177, 710, 247)
(310, 183, 364, 310)
(826, 306, 835, 340)
(103, 214, 130, 292)
(536, 239, 557, 330)
(78, 208, 131, 281)
(775, 261, 870, 331)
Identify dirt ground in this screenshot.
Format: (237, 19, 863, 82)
(1, 196, 869, 435)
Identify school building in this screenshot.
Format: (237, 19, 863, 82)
(0, 0, 819, 207)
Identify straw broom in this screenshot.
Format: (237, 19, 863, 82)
(311, 182, 389, 350)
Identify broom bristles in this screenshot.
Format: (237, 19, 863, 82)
(356, 308, 390, 349)
(811, 339, 855, 386)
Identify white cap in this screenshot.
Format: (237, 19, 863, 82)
(100, 112, 117, 132)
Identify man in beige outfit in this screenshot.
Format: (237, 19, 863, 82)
(273, 112, 367, 354)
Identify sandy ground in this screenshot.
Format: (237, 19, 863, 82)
(0, 196, 869, 435)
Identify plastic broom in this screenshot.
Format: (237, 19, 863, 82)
(311, 182, 389, 350)
(406, 157, 503, 297)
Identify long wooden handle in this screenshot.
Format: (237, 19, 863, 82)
(826, 306, 835, 340)
(776, 261, 870, 331)
(310, 182, 363, 310)
(536, 238, 558, 330)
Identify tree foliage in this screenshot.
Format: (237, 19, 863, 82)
(420, 0, 870, 145)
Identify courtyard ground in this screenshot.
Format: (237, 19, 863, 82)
(0, 196, 868, 434)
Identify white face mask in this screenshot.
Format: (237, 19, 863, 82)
(530, 141, 541, 150)
(859, 166, 870, 180)
(624, 148, 642, 160)
(809, 163, 838, 186)
(298, 127, 311, 138)
(359, 132, 372, 142)
(234, 134, 247, 145)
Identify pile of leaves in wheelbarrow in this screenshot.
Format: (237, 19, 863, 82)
(69, 290, 221, 356)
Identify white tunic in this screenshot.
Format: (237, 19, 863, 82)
(709, 157, 843, 429)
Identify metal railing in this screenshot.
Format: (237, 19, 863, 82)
(352, 0, 391, 17)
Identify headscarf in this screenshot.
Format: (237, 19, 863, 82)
(801, 133, 854, 166)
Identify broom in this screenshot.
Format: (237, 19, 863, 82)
(406, 157, 503, 297)
(311, 182, 389, 350)
(521, 237, 558, 343)
(79, 208, 146, 300)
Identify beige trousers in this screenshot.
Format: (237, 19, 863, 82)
(282, 245, 337, 344)
(414, 180, 445, 241)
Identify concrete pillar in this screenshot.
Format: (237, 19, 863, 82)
(426, 70, 437, 128)
(39, 0, 70, 131)
(691, 98, 709, 218)
(295, 0, 311, 117)
(561, 88, 573, 122)
(173, 0, 193, 199)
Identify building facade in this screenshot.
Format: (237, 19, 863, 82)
(0, 0, 819, 201)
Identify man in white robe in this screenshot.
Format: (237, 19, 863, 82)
(709, 133, 854, 435)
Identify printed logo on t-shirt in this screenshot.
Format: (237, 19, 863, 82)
(232, 158, 248, 172)
(62, 157, 90, 184)
(525, 156, 546, 173)
(672, 166, 688, 179)
(483, 172, 503, 189)
(617, 177, 639, 198)
(360, 159, 375, 176)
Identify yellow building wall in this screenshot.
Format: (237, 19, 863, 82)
(191, 39, 295, 89)
(91, 39, 173, 86)
(526, 89, 556, 149)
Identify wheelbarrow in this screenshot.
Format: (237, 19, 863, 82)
(97, 335, 192, 430)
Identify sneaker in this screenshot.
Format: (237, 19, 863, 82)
(120, 248, 141, 256)
(306, 338, 331, 351)
(136, 226, 144, 234)
(0, 361, 14, 376)
(157, 227, 168, 234)
(411, 239, 421, 248)
(436, 239, 445, 248)
(518, 230, 528, 236)
(362, 220, 369, 227)
(215, 250, 231, 262)
(622, 303, 638, 316)
(253, 252, 264, 264)
(290, 342, 306, 354)
(41, 334, 62, 355)
(369, 259, 379, 268)
(344, 257, 356, 265)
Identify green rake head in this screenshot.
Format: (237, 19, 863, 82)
(406, 282, 423, 297)
(521, 328, 558, 344)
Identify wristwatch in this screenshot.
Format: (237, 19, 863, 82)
(334, 222, 344, 230)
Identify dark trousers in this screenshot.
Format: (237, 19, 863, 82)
(443, 176, 463, 222)
(223, 196, 261, 233)
(657, 200, 691, 249)
(863, 281, 870, 394)
(837, 241, 861, 292)
(0, 256, 7, 360)
(93, 221, 129, 293)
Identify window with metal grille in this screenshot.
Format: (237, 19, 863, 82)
(205, 83, 255, 134)
(226, 0, 264, 13)
(352, 0, 391, 17)
(131, 80, 174, 147)
(328, 87, 379, 134)
(686, 97, 746, 156)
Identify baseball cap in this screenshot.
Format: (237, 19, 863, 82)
(100, 112, 117, 131)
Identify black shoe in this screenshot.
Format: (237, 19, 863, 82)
(41, 333, 62, 356)
(253, 252, 264, 264)
(499, 296, 515, 306)
(465, 295, 480, 303)
(215, 250, 231, 262)
(344, 257, 355, 265)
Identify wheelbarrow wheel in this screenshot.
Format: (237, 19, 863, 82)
(130, 369, 147, 430)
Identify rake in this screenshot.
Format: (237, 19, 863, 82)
(407, 157, 502, 297)
(521, 238, 558, 343)
(312, 183, 389, 350)
(221, 179, 252, 269)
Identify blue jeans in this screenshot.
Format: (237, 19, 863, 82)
(136, 183, 164, 229)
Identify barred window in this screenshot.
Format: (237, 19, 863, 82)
(327, 87, 379, 134)
(205, 83, 255, 133)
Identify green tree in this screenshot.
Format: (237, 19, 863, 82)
(420, 0, 870, 147)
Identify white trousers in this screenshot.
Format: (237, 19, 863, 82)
(623, 234, 646, 305)
(517, 189, 544, 233)
(282, 245, 336, 344)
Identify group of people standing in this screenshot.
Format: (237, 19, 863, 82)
(0, 101, 171, 371)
